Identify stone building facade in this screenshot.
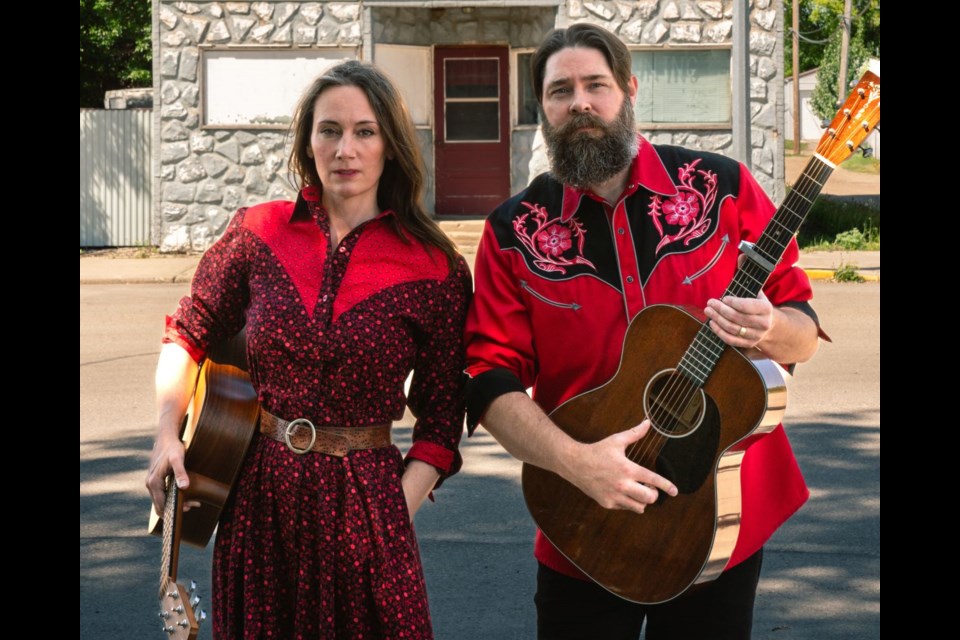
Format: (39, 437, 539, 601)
(154, 1, 784, 251)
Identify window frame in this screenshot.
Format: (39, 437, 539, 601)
(628, 45, 734, 130)
(199, 46, 359, 131)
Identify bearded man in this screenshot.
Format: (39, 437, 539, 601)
(464, 23, 823, 640)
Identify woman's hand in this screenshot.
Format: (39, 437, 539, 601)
(146, 433, 188, 515)
(146, 343, 200, 515)
(400, 459, 440, 522)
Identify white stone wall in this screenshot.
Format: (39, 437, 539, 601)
(155, 1, 785, 250)
(157, 2, 364, 252)
(558, 0, 784, 197)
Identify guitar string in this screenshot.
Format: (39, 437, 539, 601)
(623, 154, 837, 486)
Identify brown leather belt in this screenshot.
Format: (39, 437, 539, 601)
(259, 410, 391, 456)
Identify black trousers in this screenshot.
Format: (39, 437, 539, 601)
(535, 549, 763, 640)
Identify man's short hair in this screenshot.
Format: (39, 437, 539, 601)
(530, 23, 633, 105)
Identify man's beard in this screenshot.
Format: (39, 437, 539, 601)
(540, 97, 638, 190)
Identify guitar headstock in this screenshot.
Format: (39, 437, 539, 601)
(158, 579, 204, 639)
(157, 479, 207, 638)
(814, 71, 880, 166)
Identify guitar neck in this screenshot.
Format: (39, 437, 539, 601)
(727, 155, 834, 300)
(678, 156, 834, 387)
(159, 480, 180, 599)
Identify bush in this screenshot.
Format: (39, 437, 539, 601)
(796, 196, 879, 248)
(833, 263, 865, 283)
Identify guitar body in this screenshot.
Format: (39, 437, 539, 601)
(149, 332, 260, 548)
(522, 305, 787, 603)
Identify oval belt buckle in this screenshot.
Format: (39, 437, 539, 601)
(284, 418, 317, 455)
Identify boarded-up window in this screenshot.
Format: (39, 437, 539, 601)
(631, 49, 731, 125)
(202, 48, 357, 128)
(373, 45, 431, 126)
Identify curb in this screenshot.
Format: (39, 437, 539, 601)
(803, 268, 880, 282)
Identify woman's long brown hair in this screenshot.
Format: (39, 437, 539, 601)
(289, 61, 459, 268)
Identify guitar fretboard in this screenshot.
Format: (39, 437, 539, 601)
(678, 156, 835, 387)
(159, 480, 178, 599)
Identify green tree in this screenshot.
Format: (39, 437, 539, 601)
(809, 24, 871, 121)
(80, 0, 152, 107)
(784, 0, 880, 78)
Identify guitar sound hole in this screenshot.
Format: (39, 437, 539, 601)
(643, 370, 706, 439)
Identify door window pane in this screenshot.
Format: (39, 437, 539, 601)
(444, 57, 500, 141)
(445, 59, 499, 98)
(446, 102, 499, 141)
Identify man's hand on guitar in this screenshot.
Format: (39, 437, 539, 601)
(563, 420, 678, 514)
(146, 433, 190, 515)
(704, 292, 774, 350)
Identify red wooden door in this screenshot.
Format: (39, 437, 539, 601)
(434, 46, 510, 216)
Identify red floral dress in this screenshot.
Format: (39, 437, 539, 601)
(164, 187, 471, 639)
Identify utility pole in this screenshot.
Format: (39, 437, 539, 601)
(792, 0, 801, 155)
(837, 0, 853, 103)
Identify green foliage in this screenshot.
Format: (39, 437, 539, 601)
(841, 153, 880, 174)
(80, 0, 152, 107)
(795, 196, 879, 249)
(784, 0, 880, 78)
(810, 24, 871, 121)
(833, 263, 865, 283)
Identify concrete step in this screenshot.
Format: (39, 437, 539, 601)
(439, 219, 485, 254)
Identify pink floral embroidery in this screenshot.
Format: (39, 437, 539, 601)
(648, 159, 718, 255)
(513, 202, 596, 274)
(663, 193, 700, 226)
(537, 225, 572, 257)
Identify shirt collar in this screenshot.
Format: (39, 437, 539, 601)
(290, 185, 397, 223)
(559, 135, 679, 222)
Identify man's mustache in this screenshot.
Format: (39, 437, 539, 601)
(555, 112, 609, 136)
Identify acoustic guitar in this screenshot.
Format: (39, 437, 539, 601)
(157, 479, 203, 639)
(521, 72, 880, 604)
(148, 331, 260, 547)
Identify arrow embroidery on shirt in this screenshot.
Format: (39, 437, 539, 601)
(682, 234, 729, 285)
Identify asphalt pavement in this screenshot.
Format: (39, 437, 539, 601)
(80, 251, 880, 639)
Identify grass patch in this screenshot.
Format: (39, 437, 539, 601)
(784, 140, 814, 156)
(833, 263, 865, 283)
(803, 223, 880, 251)
(841, 153, 880, 174)
(796, 196, 879, 250)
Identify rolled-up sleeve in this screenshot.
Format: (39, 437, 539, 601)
(405, 258, 473, 485)
(162, 209, 251, 362)
(463, 221, 537, 433)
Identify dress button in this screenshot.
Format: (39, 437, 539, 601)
(626, 276, 634, 284)
(617, 227, 625, 235)
(339, 246, 347, 253)
(322, 294, 328, 302)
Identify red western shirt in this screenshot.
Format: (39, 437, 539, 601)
(465, 138, 816, 578)
(164, 186, 471, 478)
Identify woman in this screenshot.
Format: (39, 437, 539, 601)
(146, 61, 471, 639)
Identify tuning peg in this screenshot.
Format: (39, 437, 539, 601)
(165, 589, 180, 600)
(158, 610, 171, 620)
(198, 609, 208, 626)
(177, 619, 191, 629)
(189, 580, 198, 595)
(162, 624, 176, 634)
(190, 594, 201, 609)
(858, 145, 873, 158)
(172, 604, 185, 614)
